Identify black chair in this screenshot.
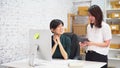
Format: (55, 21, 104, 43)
(63, 32, 81, 60)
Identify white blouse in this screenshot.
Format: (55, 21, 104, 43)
(86, 22, 112, 55)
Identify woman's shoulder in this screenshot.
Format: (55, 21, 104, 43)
(102, 22, 111, 30)
(102, 22, 109, 27)
(61, 34, 71, 40)
(61, 34, 70, 38)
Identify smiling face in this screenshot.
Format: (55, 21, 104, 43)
(88, 5, 103, 28)
(50, 19, 64, 35)
(51, 24, 64, 35)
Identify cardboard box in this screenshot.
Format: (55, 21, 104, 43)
(78, 6, 89, 11)
(78, 6, 89, 16)
(112, 13, 120, 18)
(108, 13, 120, 18)
(107, 14, 112, 18)
(110, 1, 120, 9)
(72, 24, 87, 36)
(112, 30, 120, 34)
(110, 1, 116, 8)
(110, 24, 119, 30)
(78, 10, 88, 16)
(110, 44, 120, 49)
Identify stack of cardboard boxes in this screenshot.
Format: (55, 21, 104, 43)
(72, 6, 89, 36)
(108, 0, 120, 34)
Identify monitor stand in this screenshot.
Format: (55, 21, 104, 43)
(28, 45, 48, 67)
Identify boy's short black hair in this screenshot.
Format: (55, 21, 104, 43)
(50, 19, 64, 30)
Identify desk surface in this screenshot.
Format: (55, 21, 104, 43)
(1, 59, 106, 68)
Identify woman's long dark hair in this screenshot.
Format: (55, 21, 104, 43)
(88, 5, 103, 28)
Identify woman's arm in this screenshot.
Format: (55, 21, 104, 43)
(51, 36, 58, 56)
(87, 40, 111, 47)
(52, 43, 58, 55)
(56, 35, 68, 60)
(58, 41, 68, 60)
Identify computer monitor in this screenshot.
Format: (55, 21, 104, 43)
(29, 29, 52, 66)
(0, 65, 8, 68)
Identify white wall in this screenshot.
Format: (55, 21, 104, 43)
(0, 0, 72, 64)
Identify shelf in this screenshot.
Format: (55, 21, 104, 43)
(108, 0, 120, 1)
(108, 57, 120, 60)
(106, 9, 120, 11)
(73, 0, 92, 5)
(105, 18, 120, 20)
(105, 1, 120, 68)
(106, 9, 120, 13)
(109, 48, 120, 51)
(112, 34, 120, 36)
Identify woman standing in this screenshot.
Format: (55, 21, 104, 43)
(80, 5, 112, 68)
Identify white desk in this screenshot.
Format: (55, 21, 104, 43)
(1, 59, 106, 68)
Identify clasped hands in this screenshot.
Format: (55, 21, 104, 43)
(53, 35, 61, 46)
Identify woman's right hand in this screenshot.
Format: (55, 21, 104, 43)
(53, 35, 58, 45)
(79, 42, 87, 48)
